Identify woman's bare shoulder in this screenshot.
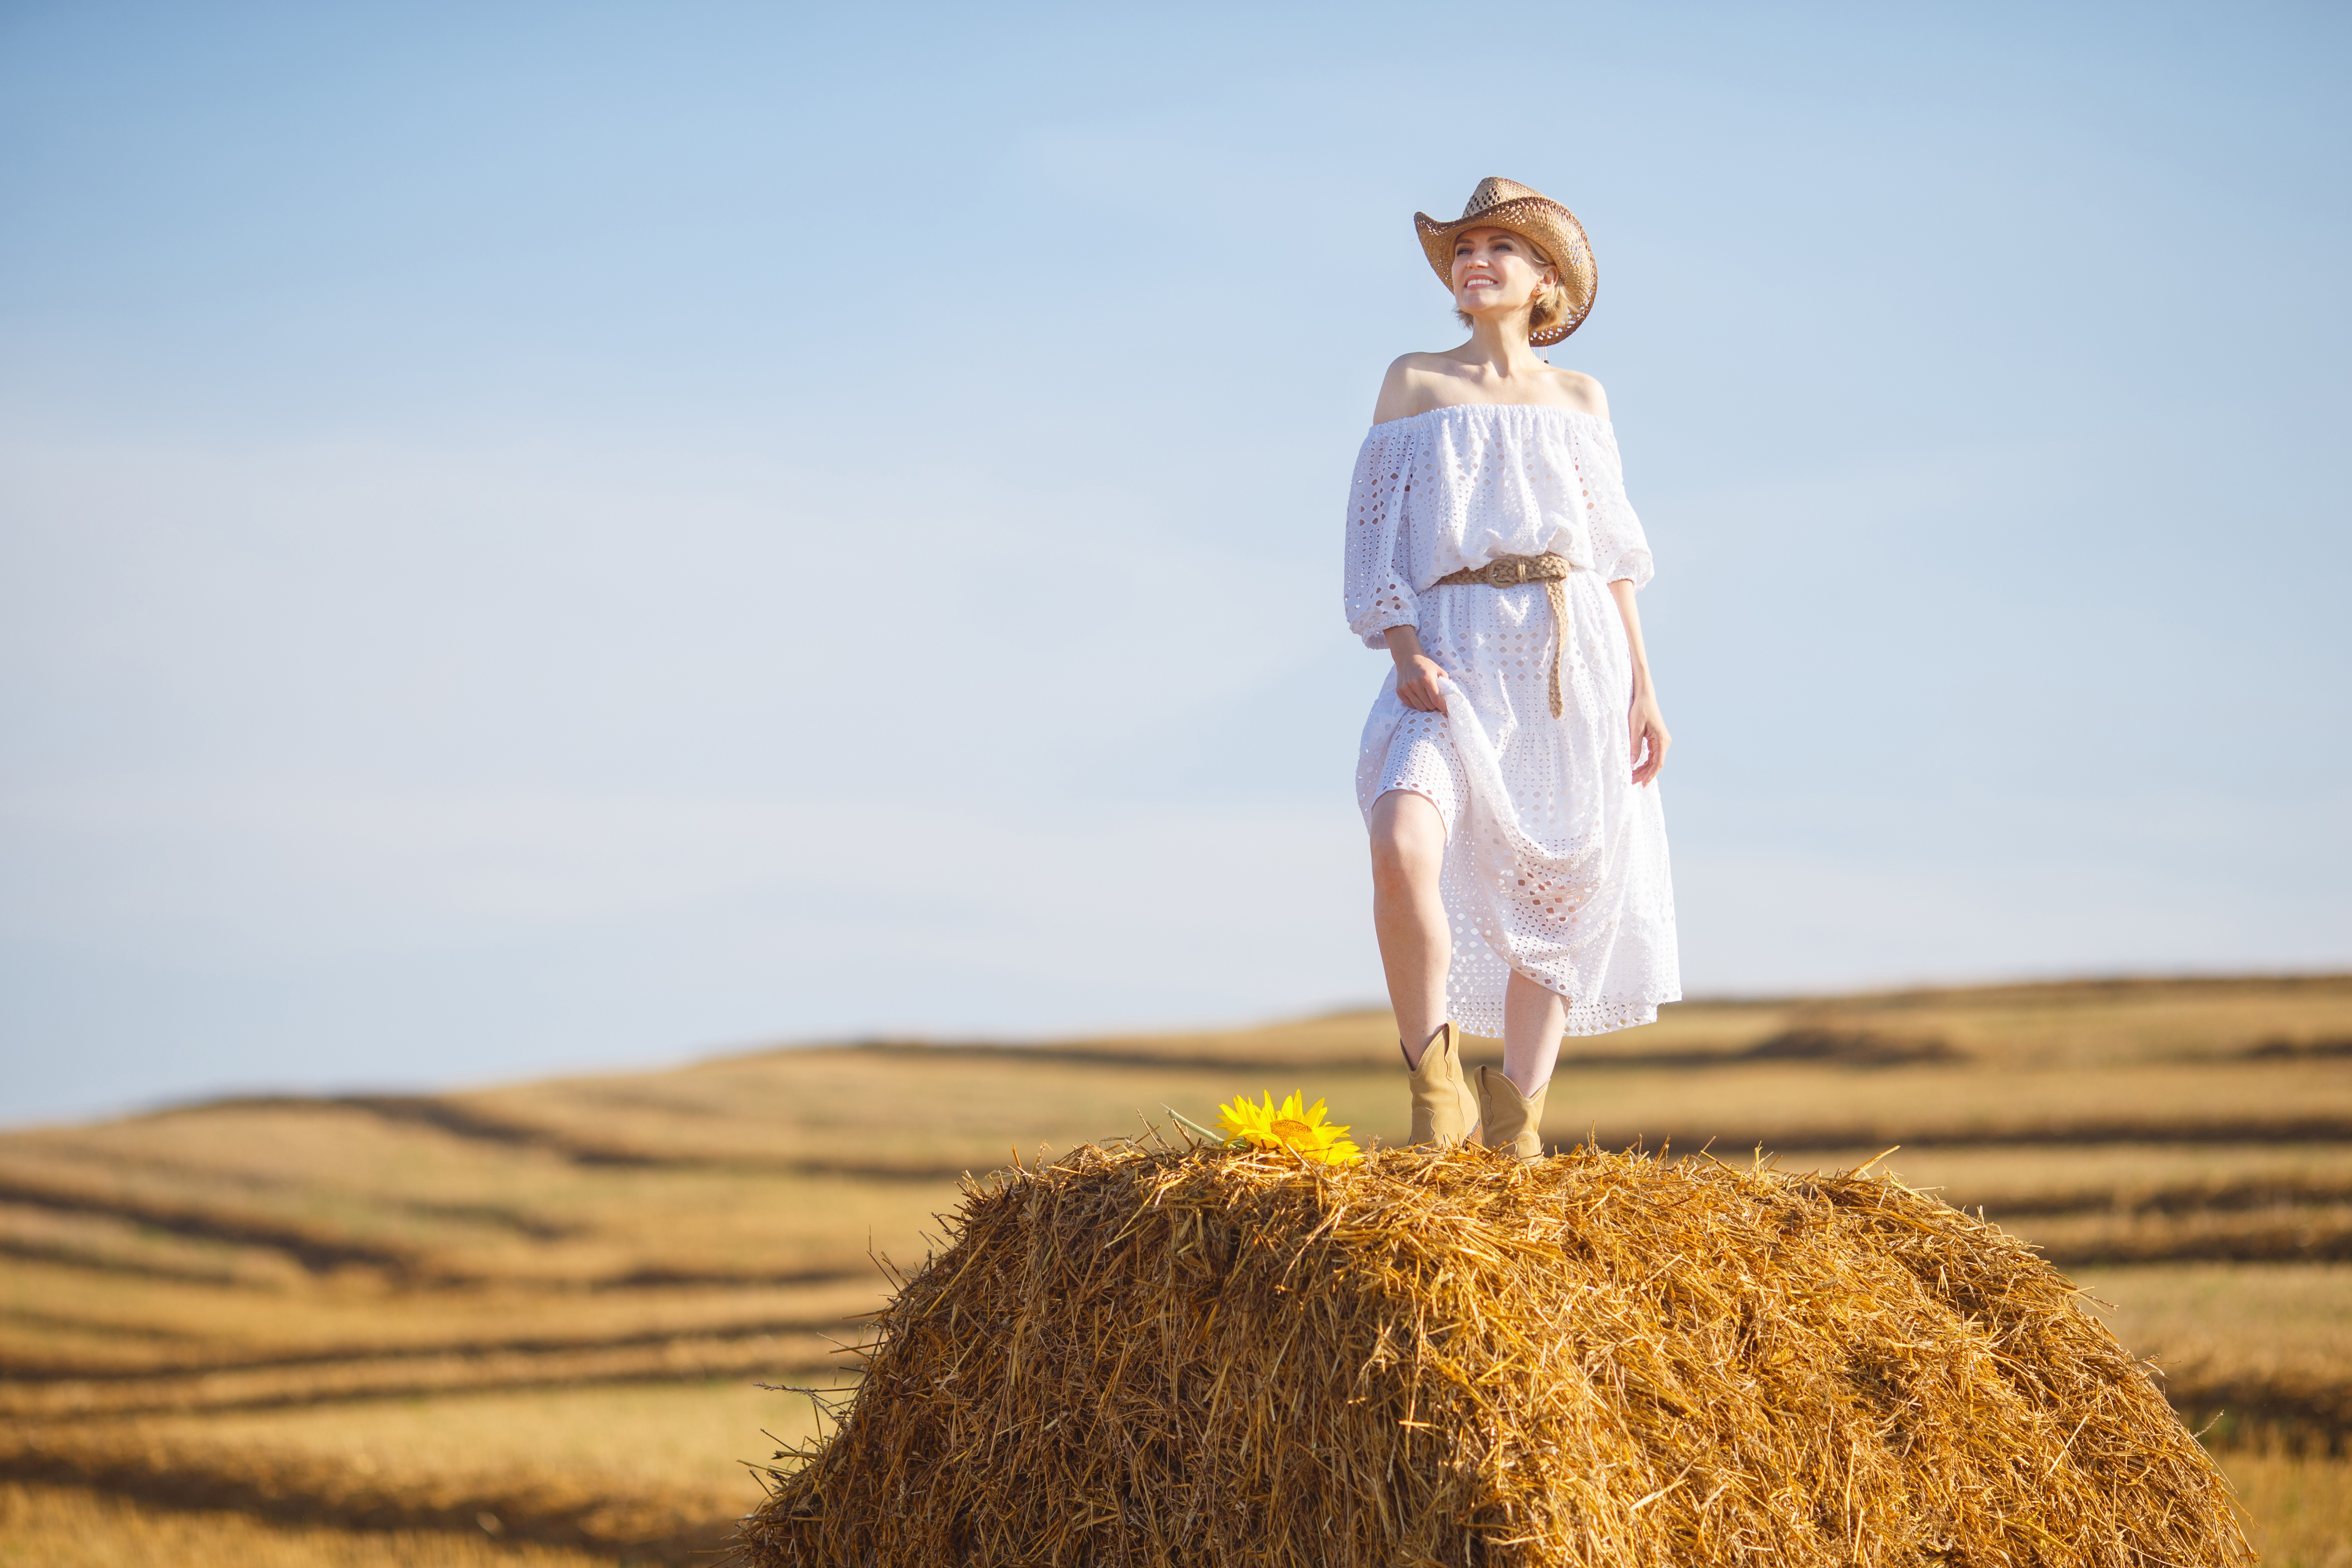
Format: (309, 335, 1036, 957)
(1547, 367, 1610, 419)
(1371, 353, 1459, 424)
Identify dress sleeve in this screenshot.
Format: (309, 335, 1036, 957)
(1343, 421, 1420, 647)
(1582, 422, 1655, 589)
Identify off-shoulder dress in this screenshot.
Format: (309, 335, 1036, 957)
(1343, 402, 1681, 1038)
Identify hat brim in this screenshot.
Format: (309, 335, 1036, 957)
(1414, 197, 1597, 347)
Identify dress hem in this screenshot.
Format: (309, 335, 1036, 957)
(1449, 989, 1681, 1042)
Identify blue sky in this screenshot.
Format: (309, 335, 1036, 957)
(3, 1, 2346, 1121)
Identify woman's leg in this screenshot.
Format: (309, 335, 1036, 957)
(1368, 789, 1450, 1068)
(1501, 971, 1569, 1096)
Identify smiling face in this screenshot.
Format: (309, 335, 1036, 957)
(1450, 225, 1558, 328)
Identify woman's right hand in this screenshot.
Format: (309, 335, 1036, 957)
(1382, 624, 1451, 714)
(1394, 652, 1450, 712)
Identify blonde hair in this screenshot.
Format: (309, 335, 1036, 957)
(1454, 235, 1572, 338)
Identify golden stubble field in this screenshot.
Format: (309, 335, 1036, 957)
(3, 975, 2350, 1565)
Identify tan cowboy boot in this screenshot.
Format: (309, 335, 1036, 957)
(1404, 1022, 1480, 1148)
(1477, 1065, 1550, 1160)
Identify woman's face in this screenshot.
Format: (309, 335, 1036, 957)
(1450, 225, 1551, 318)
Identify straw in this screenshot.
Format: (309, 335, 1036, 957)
(735, 1141, 2251, 1567)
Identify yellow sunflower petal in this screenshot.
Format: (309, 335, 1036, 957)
(1207, 1089, 1363, 1162)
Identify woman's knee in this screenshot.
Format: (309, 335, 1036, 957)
(1369, 792, 1444, 887)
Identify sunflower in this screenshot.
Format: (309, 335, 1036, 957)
(1214, 1091, 1363, 1166)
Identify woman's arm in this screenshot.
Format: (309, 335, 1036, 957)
(1383, 624, 1450, 713)
(1608, 578, 1670, 786)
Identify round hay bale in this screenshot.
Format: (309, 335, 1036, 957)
(737, 1143, 2249, 1567)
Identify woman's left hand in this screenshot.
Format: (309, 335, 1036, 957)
(1605, 579, 1669, 787)
(1628, 689, 1671, 786)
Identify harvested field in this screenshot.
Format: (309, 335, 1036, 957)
(0, 1117, 961, 1284)
(2, 1380, 840, 1563)
(1847, 1142, 2352, 1216)
(2227, 1451, 2352, 1568)
(0, 1481, 611, 1568)
(2074, 1263, 2352, 1445)
(157, 975, 2342, 1175)
(0, 1262, 878, 1389)
(3, 975, 2347, 1559)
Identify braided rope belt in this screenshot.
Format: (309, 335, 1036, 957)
(1431, 552, 1574, 717)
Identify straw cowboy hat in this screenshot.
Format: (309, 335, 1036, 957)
(1413, 176, 1597, 346)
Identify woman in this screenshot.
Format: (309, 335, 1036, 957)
(1346, 177, 1681, 1160)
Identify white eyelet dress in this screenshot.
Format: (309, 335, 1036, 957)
(1345, 404, 1681, 1037)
